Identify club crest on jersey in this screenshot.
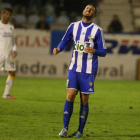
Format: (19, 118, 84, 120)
(74, 40, 91, 52)
(88, 35, 92, 40)
(88, 35, 95, 40)
(10, 27, 12, 30)
(89, 81, 93, 86)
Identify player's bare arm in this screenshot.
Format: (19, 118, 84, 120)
(13, 51, 17, 57)
(53, 48, 60, 55)
(84, 46, 96, 53)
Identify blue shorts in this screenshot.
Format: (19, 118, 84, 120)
(67, 70, 96, 94)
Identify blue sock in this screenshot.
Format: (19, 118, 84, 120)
(78, 103, 89, 134)
(63, 100, 74, 130)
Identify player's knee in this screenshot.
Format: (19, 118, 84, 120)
(67, 93, 76, 102)
(66, 89, 77, 102)
(9, 71, 16, 76)
(67, 94, 74, 102)
(81, 94, 89, 105)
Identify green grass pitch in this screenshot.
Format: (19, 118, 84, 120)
(0, 76, 140, 140)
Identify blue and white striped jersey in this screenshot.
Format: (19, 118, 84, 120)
(60, 21, 106, 74)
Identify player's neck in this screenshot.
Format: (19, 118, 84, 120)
(1, 19, 8, 24)
(82, 17, 92, 23)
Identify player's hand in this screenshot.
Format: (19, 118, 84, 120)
(13, 51, 17, 57)
(84, 47, 96, 53)
(53, 48, 60, 55)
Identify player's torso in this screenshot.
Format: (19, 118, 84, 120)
(0, 21, 13, 54)
(72, 21, 98, 52)
(69, 21, 99, 74)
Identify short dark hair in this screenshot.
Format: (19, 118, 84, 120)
(88, 3, 97, 15)
(2, 7, 13, 14)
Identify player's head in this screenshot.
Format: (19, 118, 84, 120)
(1, 7, 13, 23)
(2, 7, 13, 14)
(82, 3, 97, 20)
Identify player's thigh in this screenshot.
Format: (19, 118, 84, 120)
(67, 70, 79, 90)
(5, 55, 16, 71)
(79, 73, 96, 94)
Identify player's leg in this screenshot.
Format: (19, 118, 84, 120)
(69, 74, 96, 137)
(59, 89, 77, 137)
(3, 54, 16, 99)
(59, 70, 78, 137)
(3, 71, 16, 99)
(78, 74, 96, 135)
(68, 93, 89, 138)
(63, 88, 77, 128)
(78, 93, 89, 134)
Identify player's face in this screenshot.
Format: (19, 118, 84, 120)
(1, 10, 11, 23)
(83, 5, 96, 18)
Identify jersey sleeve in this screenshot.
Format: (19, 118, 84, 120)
(95, 28, 107, 50)
(57, 23, 74, 52)
(95, 49, 107, 57)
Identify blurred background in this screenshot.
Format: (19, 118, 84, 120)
(0, 0, 139, 32)
(0, 0, 140, 80)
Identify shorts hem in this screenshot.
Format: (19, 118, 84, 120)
(81, 92, 94, 94)
(66, 88, 78, 91)
(4, 69, 16, 71)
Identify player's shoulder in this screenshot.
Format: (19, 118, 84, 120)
(70, 21, 81, 26)
(68, 21, 81, 30)
(92, 23, 103, 31)
(7, 22, 14, 29)
(0, 21, 14, 30)
(67, 21, 80, 30)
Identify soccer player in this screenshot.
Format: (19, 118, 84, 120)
(53, 3, 107, 138)
(0, 8, 17, 99)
